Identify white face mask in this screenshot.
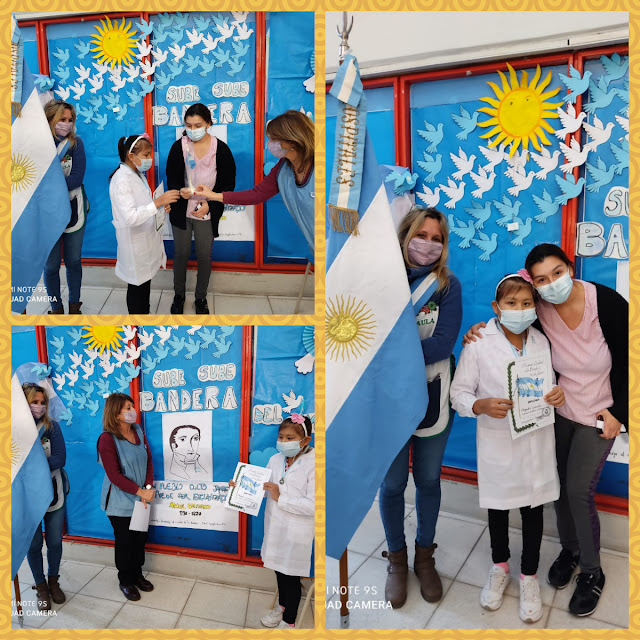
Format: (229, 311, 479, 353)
(536, 271, 573, 305)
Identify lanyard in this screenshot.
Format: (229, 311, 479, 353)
(496, 321, 527, 358)
(279, 447, 308, 485)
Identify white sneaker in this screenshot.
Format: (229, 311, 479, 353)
(275, 620, 294, 628)
(260, 606, 284, 627)
(480, 564, 510, 610)
(519, 575, 543, 623)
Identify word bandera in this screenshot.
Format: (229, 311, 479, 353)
(139, 366, 238, 412)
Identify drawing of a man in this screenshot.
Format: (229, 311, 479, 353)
(168, 425, 209, 481)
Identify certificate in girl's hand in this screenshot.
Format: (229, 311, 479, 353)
(225, 462, 272, 517)
(505, 352, 555, 439)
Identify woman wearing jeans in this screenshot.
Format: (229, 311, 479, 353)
(379, 207, 462, 608)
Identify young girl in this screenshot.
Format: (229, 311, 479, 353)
(43, 100, 87, 314)
(22, 383, 68, 611)
(233, 414, 314, 628)
(166, 103, 236, 314)
(108, 134, 180, 313)
(450, 274, 565, 623)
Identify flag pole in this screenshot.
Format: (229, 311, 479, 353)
(336, 10, 353, 629)
(14, 576, 24, 627)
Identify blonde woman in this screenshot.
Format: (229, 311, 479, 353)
(196, 110, 315, 258)
(22, 383, 68, 611)
(43, 100, 88, 314)
(379, 207, 462, 609)
(97, 393, 154, 601)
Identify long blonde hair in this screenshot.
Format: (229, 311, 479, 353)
(22, 383, 52, 433)
(266, 110, 314, 169)
(398, 207, 451, 292)
(44, 99, 78, 148)
(102, 393, 135, 439)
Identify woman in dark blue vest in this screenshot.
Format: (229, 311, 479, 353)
(379, 207, 462, 608)
(97, 393, 155, 601)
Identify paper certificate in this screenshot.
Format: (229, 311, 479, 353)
(505, 352, 555, 439)
(129, 499, 151, 532)
(153, 181, 166, 231)
(225, 462, 272, 517)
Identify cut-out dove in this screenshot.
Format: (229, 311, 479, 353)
(471, 231, 498, 261)
(558, 65, 592, 103)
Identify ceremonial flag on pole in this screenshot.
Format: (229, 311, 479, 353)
(11, 373, 54, 577)
(325, 54, 429, 559)
(11, 15, 72, 314)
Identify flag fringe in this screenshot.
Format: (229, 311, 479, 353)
(328, 204, 359, 236)
(12, 102, 22, 117)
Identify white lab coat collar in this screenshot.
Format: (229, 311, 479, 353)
(485, 317, 537, 357)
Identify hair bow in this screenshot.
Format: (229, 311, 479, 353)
(517, 268, 533, 284)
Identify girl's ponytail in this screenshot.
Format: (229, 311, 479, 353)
(109, 136, 129, 181)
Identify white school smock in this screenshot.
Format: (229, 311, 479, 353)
(261, 449, 314, 577)
(449, 318, 560, 510)
(109, 164, 166, 286)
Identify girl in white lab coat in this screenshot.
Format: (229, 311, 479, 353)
(232, 414, 314, 628)
(450, 274, 565, 624)
(108, 134, 180, 313)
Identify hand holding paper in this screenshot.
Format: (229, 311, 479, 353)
(225, 462, 272, 517)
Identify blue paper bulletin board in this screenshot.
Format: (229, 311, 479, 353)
(12, 325, 315, 557)
(22, 11, 314, 268)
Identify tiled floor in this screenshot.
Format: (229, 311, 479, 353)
(12, 559, 314, 630)
(21, 267, 314, 315)
(325, 500, 629, 630)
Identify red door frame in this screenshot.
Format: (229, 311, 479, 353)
(327, 47, 629, 516)
(23, 11, 305, 276)
(35, 325, 264, 566)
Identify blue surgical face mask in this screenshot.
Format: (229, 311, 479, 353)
(498, 307, 537, 335)
(276, 439, 303, 457)
(186, 127, 206, 142)
(134, 155, 152, 173)
(535, 271, 573, 305)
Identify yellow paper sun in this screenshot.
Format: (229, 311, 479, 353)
(11, 153, 37, 193)
(82, 326, 124, 353)
(11, 438, 21, 469)
(326, 295, 376, 362)
(90, 16, 137, 68)
(478, 63, 563, 156)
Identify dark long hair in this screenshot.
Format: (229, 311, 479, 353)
(524, 243, 574, 275)
(183, 103, 213, 130)
(108, 135, 152, 181)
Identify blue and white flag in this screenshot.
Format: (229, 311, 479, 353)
(325, 54, 429, 560)
(11, 16, 72, 314)
(11, 373, 54, 577)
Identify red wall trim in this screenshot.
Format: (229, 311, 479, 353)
(35, 326, 48, 364)
(254, 12, 267, 270)
(441, 466, 628, 516)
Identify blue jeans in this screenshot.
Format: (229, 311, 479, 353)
(27, 506, 65, 584)
(44, 226, 85, 309)
(379, 424, 452, 552)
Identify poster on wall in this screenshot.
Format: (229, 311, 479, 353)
(140, 325, 243, 536)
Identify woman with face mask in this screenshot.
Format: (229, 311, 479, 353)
(97, 393, 155, 601)
(378, 207, 462, 610)
(42, 100, 88, 314)
(195, 110, 315, 261)
(21, 383, 69, 611)
(166, 103, 236, 314)
(108, 135, 180, 314)
(463, 243, 628, 617)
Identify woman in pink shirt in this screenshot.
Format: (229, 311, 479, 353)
(465, 243, 627, 618)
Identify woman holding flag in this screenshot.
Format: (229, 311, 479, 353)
(43, 100, 88, 314)
(379, 206, 462, 608)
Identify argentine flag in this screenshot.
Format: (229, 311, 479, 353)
(11, 373, 54, 578)
(326, 54, 429, 559)
(11, 16, 72, 314)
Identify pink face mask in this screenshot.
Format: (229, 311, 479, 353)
(55, 121, 73, 137)
(30, 403, 46, 420)
(267, 140, 288, 159)
(407, 237, 443, 266)
(121, 410, 137, 424)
